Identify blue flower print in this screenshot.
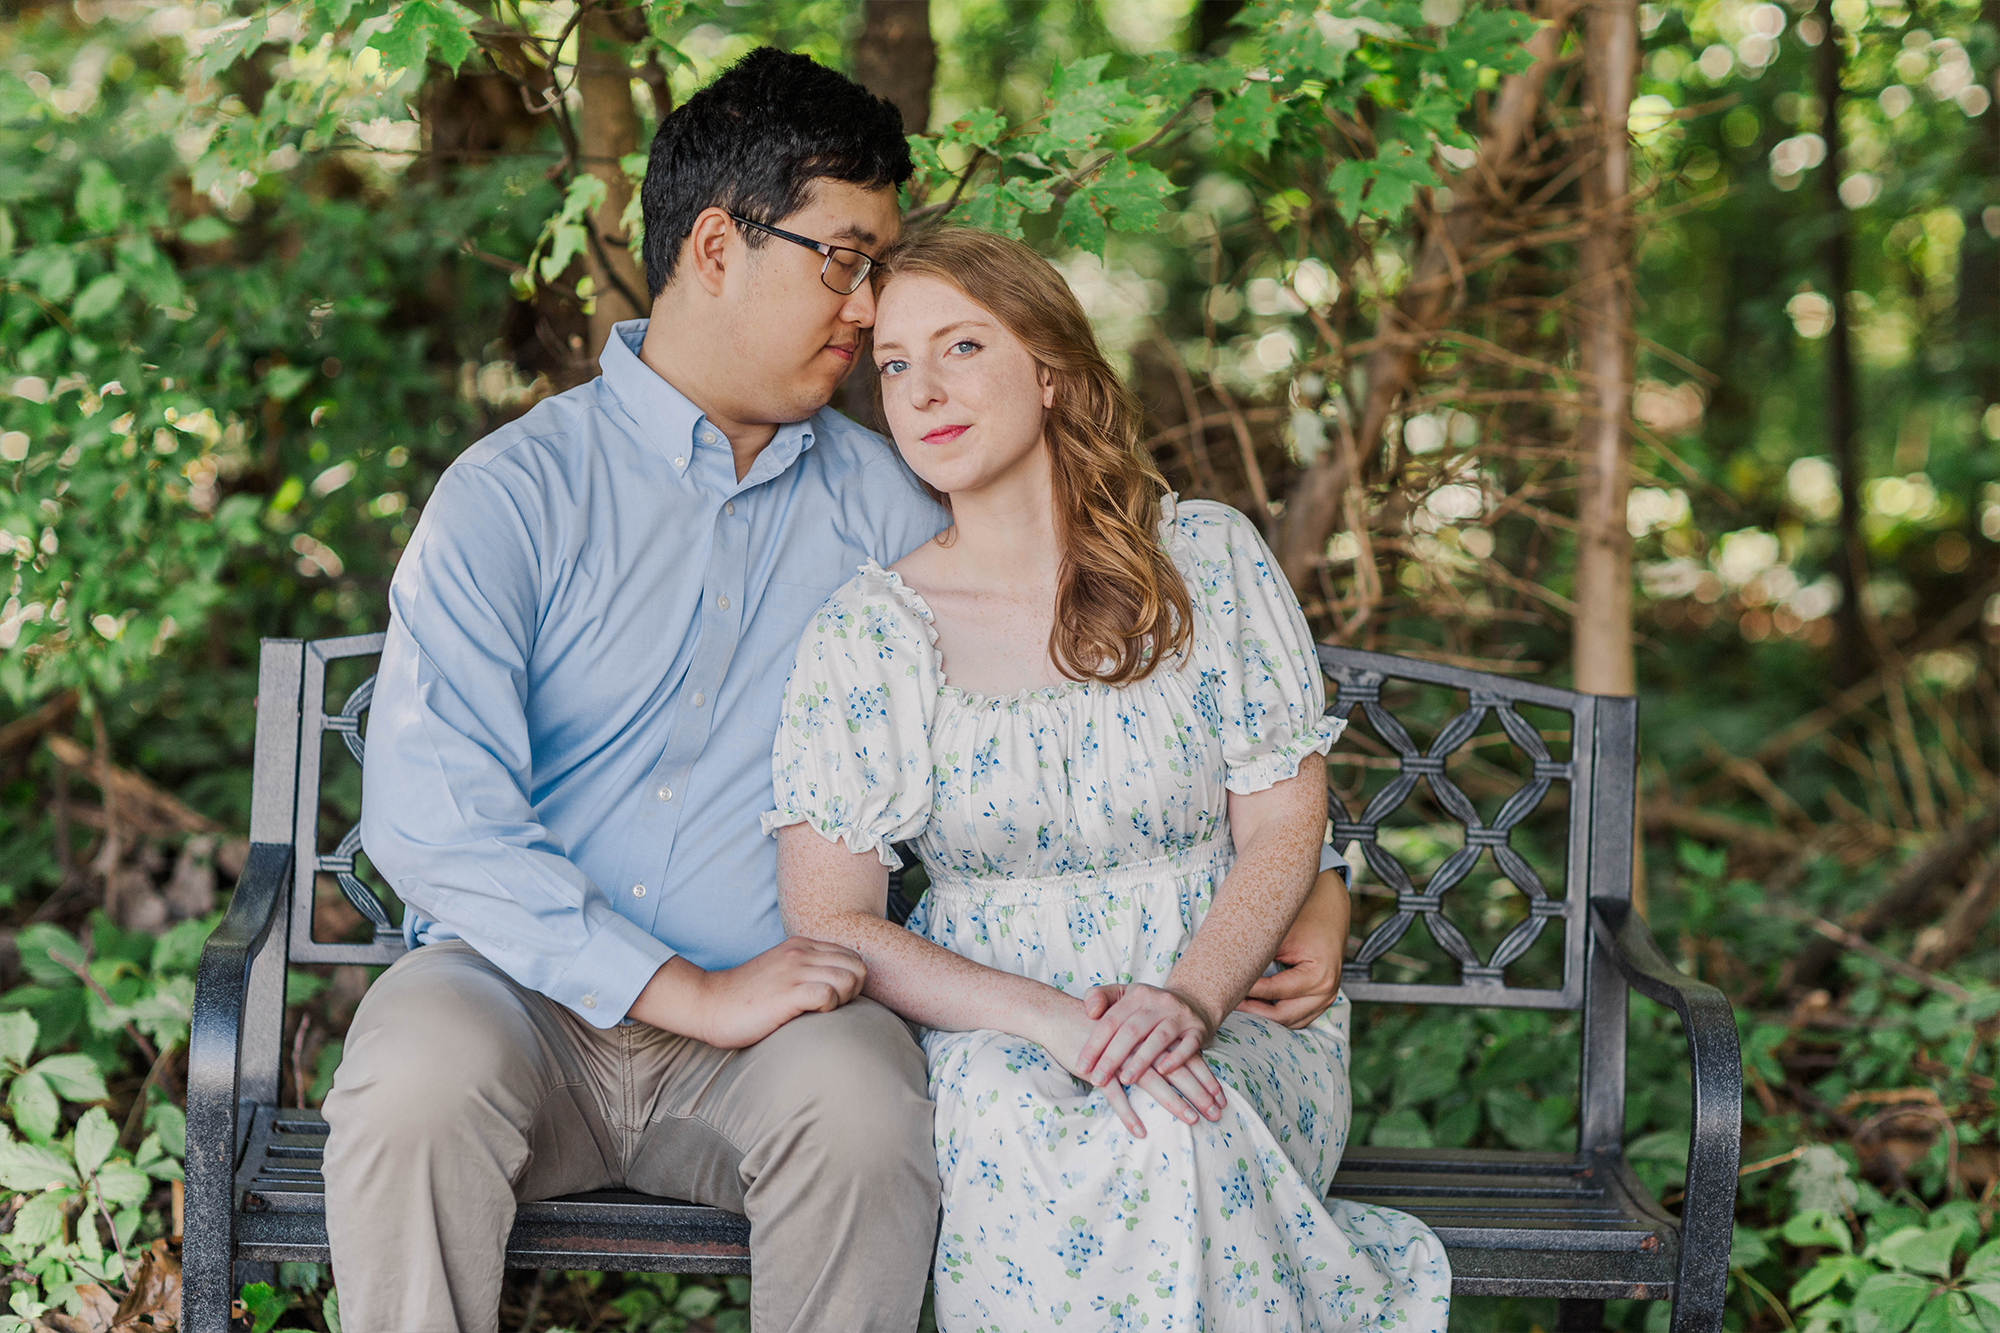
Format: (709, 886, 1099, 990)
(1051, 1217, 1102, 1278)
(764, 521, 1444, 1333)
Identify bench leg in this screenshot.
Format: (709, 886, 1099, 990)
(1556, 1298, 1606, 1331)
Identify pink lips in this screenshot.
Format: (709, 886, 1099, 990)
(826, 344, 856, 361)
(923, 424, 969, 444)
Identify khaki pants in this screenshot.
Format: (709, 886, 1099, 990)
(321, 942, 938, 1333)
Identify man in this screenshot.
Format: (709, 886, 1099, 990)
(326, 46, 1351, 1333)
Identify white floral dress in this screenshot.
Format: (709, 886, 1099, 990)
(763, 499, 1450, 1332)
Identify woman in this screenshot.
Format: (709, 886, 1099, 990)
(762, 228, 1448, 1331)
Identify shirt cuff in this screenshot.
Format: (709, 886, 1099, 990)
(549, 910, 677, 1029)
(1319, 841, 1351, 884)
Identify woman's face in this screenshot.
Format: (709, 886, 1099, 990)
(872, 273, 1054, 500)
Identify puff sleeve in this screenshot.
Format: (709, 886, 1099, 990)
(1174, 499, 1345, 793)
(761, 567, 942, 866)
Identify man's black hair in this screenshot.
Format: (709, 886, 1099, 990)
(640, 47, 912, 299)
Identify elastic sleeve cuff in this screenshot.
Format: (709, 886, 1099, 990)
(1223, 715, 1346, 796)
(548, 910, 677, 1029)
(761, 810, 904, 869)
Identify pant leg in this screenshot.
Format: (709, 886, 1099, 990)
(321, 942, 623, 1333)
(622, 998, 939, 1333)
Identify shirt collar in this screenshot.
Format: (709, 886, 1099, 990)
(599, 319, 818, 488)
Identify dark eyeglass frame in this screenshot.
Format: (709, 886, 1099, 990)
(728, 213, 876, 295)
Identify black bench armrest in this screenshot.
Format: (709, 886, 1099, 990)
(183, 842, 293, 1333)
(1591, 897, 1741, 1333)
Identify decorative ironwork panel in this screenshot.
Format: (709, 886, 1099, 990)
(1319, 647, 1596, 1009)
(290, 634, 405, 966)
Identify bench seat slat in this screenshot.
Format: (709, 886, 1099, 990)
(233, 1108, 1681, 1297)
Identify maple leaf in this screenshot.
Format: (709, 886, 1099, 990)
(1327, 142, 1439, 224)
(370, 0, 481, 75)
(1034, 54, 1142, 159)
(1213, 84, 1285, 159)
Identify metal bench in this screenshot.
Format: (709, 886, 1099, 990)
(184, 635, 1741, 1332)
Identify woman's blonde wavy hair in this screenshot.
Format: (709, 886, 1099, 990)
(872, 227, 1192, 686)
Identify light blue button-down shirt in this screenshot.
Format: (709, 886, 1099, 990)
(360, 320, 948, 1027)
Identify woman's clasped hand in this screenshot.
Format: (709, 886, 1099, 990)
(1039, 983, 1228, 1135)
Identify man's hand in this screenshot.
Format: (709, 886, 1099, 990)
(1236, 866, 1350, 1029)
(627, 937, 867, 1049)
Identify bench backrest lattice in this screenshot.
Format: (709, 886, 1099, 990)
(282, 634, 405, 968)
(186, 635, 1738, 1333)
(1320, 645, 1619, 1011)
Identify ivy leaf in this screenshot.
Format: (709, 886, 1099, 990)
(1213, 83, 1285, 158)
(33, 1052, 110, 1103)
(0, 1011, 37, 1068)
(1057, 190, 1106, 256)
(73, 1105, 117, 1175)
(1873, 1225, 1958, 1280)
(1090, 154, 1177, 234)
(8, 1069, 59, 1143)
(370, 0, 480, 75)
(75, 161, 123, 233)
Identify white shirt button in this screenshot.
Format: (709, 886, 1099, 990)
(717, 595, 730, 610)
(701, 430, 718, 445)
(632, 883, 646, 898)
(656, 785, 673, 802)
(724, 502, 735, 516)
(691, 692, 705, 707)
(581, 994, 597, 1010)
(673, 455, 686, 469)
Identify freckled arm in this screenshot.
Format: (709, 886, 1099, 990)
(1164, 754, 1328, 1033)
(775, 822, 1080, 1040)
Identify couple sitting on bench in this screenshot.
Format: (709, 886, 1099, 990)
(323, 47, 1448, 1333)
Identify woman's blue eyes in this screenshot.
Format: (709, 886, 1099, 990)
(877, 341, 984, 378)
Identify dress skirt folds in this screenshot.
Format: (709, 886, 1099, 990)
(765, 498, 1450, 1332)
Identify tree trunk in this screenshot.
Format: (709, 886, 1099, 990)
(1815, 0, 1869, 683)
(1571, 0, 1638, 697)
(578, 1, 648, 361)
(1273, 0, 1570, 591)
(851, 0, 935, 136)
(844, 1, 936, 433)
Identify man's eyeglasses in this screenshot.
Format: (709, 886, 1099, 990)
(729, 214, 876, 295)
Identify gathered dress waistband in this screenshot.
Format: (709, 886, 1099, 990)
(921, 841, 1236, 905)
